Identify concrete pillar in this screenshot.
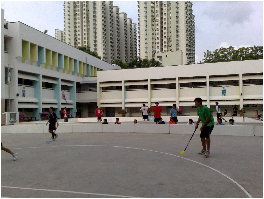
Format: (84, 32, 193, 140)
(206, 75, 210, 108)
(70, 81, 76, 117)
(148, 79, 151, 107)
(33, 74, 42, 120)
(10, 67, 18, 112)
(97, 81, 101, 107)
(176, 76, 179, 107)
(54, 78, 61, 118)
(239, 73, 243, 109)
(122, 80, 125, 109)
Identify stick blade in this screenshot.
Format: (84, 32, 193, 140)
(180, 151, 185, 154)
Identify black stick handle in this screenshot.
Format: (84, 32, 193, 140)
(184, 129, 197, 151)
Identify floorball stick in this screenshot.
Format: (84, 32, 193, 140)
(180, 128, 197, 154)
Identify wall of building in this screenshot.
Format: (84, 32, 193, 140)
(155, 51, 183, 66)
(97, 60, 263, 117)
(1, 8, 120, 121)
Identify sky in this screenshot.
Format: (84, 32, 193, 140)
(1, 1, 263, 63)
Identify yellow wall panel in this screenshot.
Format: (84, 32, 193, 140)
(91, 66, 94, 76)
(82, 63, 86, 75)
(22, 40, 30, 63)
(79, 61, 83, 74)
(51, 51, 58, 70)
(30, 43, 37, 65)
(69, 58, 74, 72)
(94, 67, 97, 76)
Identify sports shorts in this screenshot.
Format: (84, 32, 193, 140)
(154, 118, 161, 123)
(143, 115, 148, 119)
(97, 117, 101, 120)
(172, 117, 178, 123)
(200, 125, 214, 138)
(49, 123, 56, 131)
(217, 113, 222, 119)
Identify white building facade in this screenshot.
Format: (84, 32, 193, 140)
(138, 1, 195, 65)
(97, 60, 263, 117)
(1, 9, 120, 121)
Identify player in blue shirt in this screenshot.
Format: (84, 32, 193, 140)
(170, 104, 178, 124)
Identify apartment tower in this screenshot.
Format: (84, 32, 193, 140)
(58, 1, 137, 64)
(138, 1, 195, 65)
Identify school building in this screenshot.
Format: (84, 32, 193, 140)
(1, 9, 120, 122)
(97, 59, 263, 117)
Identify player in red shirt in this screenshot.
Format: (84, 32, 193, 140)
(95, 106, 103, 122)
(153, 102, 162, 124)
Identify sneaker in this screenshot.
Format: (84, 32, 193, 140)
(204, 150, 210, 158)
(198, 149, 205, 155)
(13, 153, 17, 161)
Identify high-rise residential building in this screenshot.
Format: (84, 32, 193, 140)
(127, 18, 138, 62)
(56, 1, 137, 64)
(55, 29, 65, 43)
(119, 13, 128, 63)
(138, 1, 195, 65)
(113, 6, 121, 60)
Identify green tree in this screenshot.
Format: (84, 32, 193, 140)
(203, 46, 263, 63)
(112, 57, 162, 69)
(77, 46, 101, 60)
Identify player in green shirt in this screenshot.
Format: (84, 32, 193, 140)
(194, 98, 214, 158)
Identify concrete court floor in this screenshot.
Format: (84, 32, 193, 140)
(1, 132, 263, 198)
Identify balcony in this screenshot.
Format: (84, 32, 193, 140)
(76, 91, 97, 103)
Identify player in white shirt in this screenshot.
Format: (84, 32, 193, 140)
(215, 102, 227, 122)
(140, 104, 149, 121)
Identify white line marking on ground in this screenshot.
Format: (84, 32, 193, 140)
(69, 145, 103, 147)
(13, 144, 252, 198)
(117, 145, 252, 198)
(1, 186, 136, 198)
(181, 157, 252, 198)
